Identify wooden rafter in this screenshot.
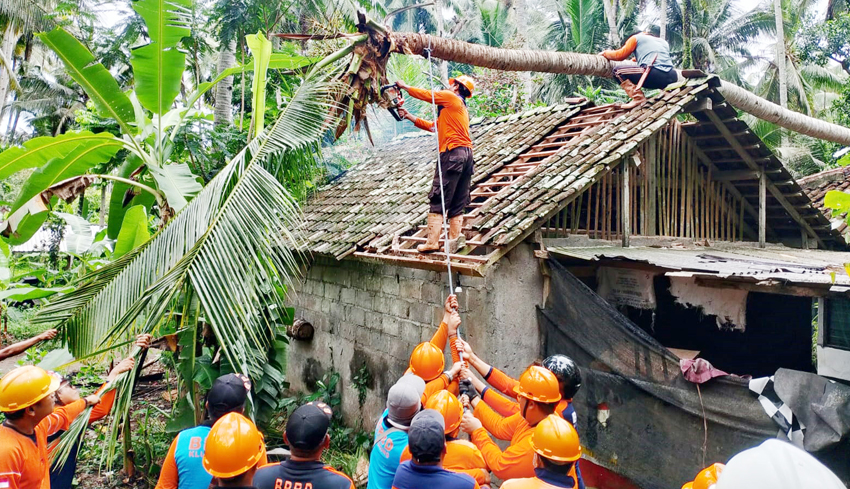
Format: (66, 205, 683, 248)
(702, 109, 826, 248)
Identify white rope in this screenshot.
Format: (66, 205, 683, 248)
(423, 35, 465, 365)
(423, 36, 454, 294)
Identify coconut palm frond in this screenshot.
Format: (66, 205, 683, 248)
(34, 74, 337, 373)
(0, 0, 55, 30)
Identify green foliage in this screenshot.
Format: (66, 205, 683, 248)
(467, 66, 541, 118)
(38, 28, 136, 134)
(113, 206, 151, 258)
(351, 364, 372, 409)
(247, 32, 273, 138)
(130, 0, 192, 115)
(825, 190, 850, 215)
(799, 12, 850, 74)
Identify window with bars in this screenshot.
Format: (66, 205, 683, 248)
(826, 296, 850, 350)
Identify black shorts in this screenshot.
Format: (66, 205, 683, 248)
(428, 146, 474, 218)
(613, 66, 678, 90)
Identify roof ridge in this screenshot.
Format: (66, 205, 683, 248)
(471, 102, 587, 127)
(797, 166, 850, 186)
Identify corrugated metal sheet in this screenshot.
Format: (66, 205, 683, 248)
(548, 245, 850, 286)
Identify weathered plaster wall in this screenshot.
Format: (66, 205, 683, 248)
(668, 276, 748, 330)
(287, 242, 544, 427)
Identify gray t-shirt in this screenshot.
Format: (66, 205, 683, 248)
(634, 34, 674, 72)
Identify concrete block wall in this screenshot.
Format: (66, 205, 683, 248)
(287, 242, 545, 427)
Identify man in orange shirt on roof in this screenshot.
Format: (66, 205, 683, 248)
(395, 76, 475, 254)
(0, 365, 102, 489)
(458, 366, 561, 481)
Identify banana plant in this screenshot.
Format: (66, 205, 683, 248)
(0, 0, 316, 246)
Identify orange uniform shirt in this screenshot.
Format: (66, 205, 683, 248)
(500, 473, 578, 489)
(406, 87, 472, 153)
(0, 399, 87, 489)
(407, 321, 462, 403)
(470, 400, 536, 480)
(482, 368, 570, 420)
(600, 36, 639, 62)
(400, 439, 490, 486)
(89, 384, 116, 422)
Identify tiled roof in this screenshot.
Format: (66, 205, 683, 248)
(467, 79, 709, 246)
(300, 103, 584, 257)
(299, 75, 841, 273)
(798, 166, 850, 211)
(798, 166, 850, 237)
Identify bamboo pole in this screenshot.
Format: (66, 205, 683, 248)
(623, 159, 631, 247)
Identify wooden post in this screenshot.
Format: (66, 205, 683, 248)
(647, 135, 657, 235)
(759, 168, 766, 248)
(623, 157, 631, 247)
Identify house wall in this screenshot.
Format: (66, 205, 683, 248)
(817, 346, 850, 381)
(287, 242, 545, 427)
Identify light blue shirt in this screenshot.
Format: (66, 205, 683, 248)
(367, 410, 409, 489)
(173, 425, 213, 489)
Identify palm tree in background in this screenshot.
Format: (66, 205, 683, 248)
(536, 0, 636, 104)
(664, 0, 774, 86)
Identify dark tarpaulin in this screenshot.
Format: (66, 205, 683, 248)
(538, 259, 776, 489)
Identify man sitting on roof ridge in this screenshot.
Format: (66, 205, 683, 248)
(599, 25, 677, 109)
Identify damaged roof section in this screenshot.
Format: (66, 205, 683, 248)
(298, 75, 841, 275)
(299, 103, 585, 258)
(548, 245, 850, 288)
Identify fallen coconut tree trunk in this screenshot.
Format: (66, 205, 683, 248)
(388, 32, 850, 146)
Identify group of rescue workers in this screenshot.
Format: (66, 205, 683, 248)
(0, 292, 723, 489)
(0, 25, 768, 489)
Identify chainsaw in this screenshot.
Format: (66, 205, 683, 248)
(380, 83, 405, 121)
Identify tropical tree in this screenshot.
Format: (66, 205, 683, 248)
(297, 13, 850, 145)
(0, 0, 314, 248)
(37, 70, 337, 466)
(663, 0, 774, 85)
(536, 0, 634, 103)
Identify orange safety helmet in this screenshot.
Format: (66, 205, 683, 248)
(0, 366, 60, 412)
(514, 366, 562, 403)
(530, 414, 581, 462)
(450, 75, 475, 95)
(693, 463, 724, 489)
(425, 390, 463, 434)
(409, 342, 445, 382)
(202, 412, 265, 478)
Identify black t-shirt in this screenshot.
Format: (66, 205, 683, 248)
(253, 460, 354, 489)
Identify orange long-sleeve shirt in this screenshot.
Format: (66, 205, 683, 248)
(411, 321, 462, 403)
(0, 399, 87, 489)
(400, 439, 490, 486)
(406, 87, 472, 153)
(601, 36, 638, 62)
(470, 400, 536, 480)
(89, 383, 116, 422)
(481, 369, 570, 420)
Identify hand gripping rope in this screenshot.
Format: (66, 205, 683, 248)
(423, 36, 466, 365)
